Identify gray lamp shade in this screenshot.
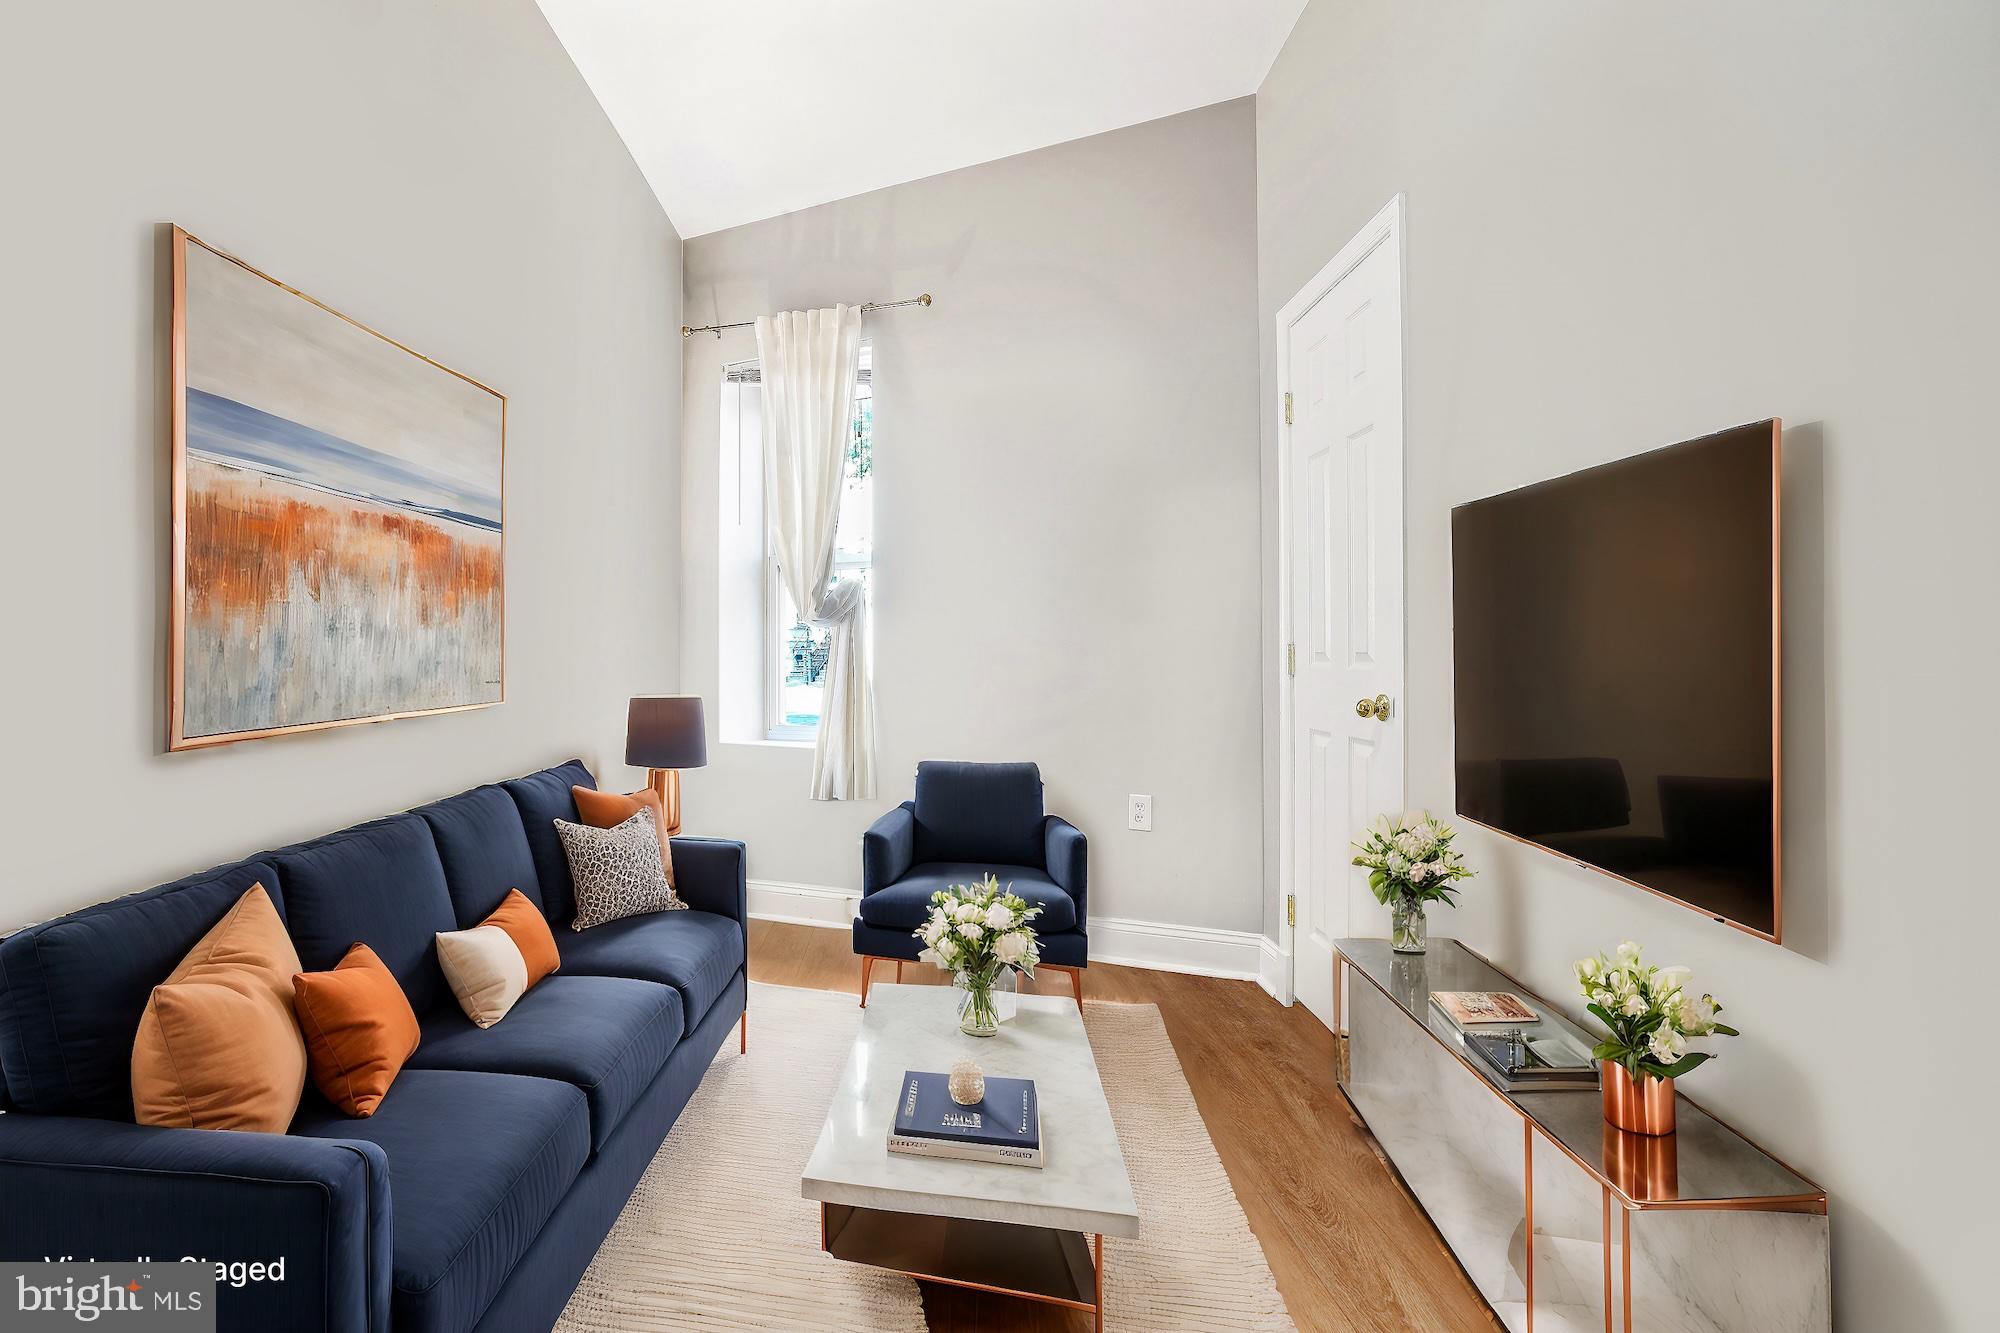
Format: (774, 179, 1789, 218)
(625, 696, 708, 769)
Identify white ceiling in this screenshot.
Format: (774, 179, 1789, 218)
(536, 1, 1306, 239)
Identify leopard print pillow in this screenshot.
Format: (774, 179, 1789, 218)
(555, 808, 687, 931)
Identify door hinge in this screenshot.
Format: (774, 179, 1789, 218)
(1284, 391, 1294, 426)
(1286, 643, 1296, 676)
(1287, 894, 1297, 928)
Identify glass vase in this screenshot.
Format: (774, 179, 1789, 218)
(955, 969, 1002, 1036)
(1390, 899, 1428, 954)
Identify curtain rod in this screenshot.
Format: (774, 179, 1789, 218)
(681, 293, 932, 339)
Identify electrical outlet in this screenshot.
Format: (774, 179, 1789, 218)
(1128, 794, 1152, 831)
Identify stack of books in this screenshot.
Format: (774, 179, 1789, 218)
(1430, 991, 1599, 1092)
(887, 1070, 1043, 1168)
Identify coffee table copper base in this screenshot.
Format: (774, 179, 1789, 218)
(820, 1201, 1106, 1332)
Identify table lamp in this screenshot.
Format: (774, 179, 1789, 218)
(625, 696, 707, 835)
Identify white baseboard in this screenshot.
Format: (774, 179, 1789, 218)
(1089, 916, 1265, 982)
(747, 879, 858, 930)
(1257, 936, 1293, 1005)
(747, 880, 1268, 984)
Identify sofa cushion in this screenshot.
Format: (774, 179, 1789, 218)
(502, 761, 596, 928)
(854, 918, 1090, 970)
(415, 785, 545, 924)
(404, 975, 679, 1151)
(557, 910, 744, 1037)
(270, 815, 457, 1018)
(857, 863, 1077, 933)
(0, 857, 282, 1118)
(912, 761, 1045, 866)
(292, 1068, 589, 1333)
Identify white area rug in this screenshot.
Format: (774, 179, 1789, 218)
(554, 981, 1293, 1331)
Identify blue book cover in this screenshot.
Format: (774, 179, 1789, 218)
(893, 1071, 1040, 1149)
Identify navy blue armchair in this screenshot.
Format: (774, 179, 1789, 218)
(854, 761, 1088, 1007)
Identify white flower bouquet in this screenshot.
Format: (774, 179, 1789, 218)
(1575, 941, 1739, 1082)
(1350, 813, 1474, 951)
(915, 874, 1043, 1035)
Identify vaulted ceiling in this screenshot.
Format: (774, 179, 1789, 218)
(536, 0, 1306, 238)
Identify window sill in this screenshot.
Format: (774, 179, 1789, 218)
(722, 737, 815, 751)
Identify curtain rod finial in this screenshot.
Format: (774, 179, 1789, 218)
(918, 293, 932, 307)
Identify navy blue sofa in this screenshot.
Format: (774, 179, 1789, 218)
(853, 761, 1087, 1006)
(0, 760, 747, 1333)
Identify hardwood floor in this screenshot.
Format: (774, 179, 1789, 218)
(748, 919, 1500, 1332)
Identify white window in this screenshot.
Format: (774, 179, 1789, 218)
(720, 349, 872, 742)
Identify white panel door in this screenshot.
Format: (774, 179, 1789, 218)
(1286, 226, 1404, 1034)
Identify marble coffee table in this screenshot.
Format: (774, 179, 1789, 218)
(801, 983, 1139, 1330)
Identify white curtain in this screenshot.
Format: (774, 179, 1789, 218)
(754, 305, 876, 800)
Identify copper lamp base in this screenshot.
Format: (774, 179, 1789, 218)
(647, 767, 683, 836)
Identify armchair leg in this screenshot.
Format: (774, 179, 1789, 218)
(740, 1008, 748, 1053)
(859, 955, 876, 1008)
(895, 960, 904, 983)
(1043, 965, 1084, 1011)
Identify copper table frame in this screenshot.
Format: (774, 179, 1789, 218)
(819, 1200, 1107, 1331)
(1332, 943, 1828, 1333)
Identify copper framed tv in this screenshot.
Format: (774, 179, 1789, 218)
(1451, 420, 1782, 942)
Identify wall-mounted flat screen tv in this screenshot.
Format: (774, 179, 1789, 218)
(1451, 420, 1781, 941)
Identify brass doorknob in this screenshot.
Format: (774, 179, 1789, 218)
(1355, 694, 1392, 721)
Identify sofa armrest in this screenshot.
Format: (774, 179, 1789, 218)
(670, 836, 747, 924)
(0, 1114, 390, 1333)
(862, 802, 916, 895)
(1045, 815, 1088, 926)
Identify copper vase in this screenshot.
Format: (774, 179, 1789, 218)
(1599, 1060, 1676, 1136)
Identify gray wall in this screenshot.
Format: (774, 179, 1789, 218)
(681, 100, 1264, 933)
(1257, 3, 1997, 1327)
(1, 0, 682, 930)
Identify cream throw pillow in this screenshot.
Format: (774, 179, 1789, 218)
(435, 924, 531, 1028)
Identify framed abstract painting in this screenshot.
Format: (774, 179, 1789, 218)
(169, 227, 505, 750)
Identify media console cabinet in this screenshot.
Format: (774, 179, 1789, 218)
(1334, 938, 1829, 1332)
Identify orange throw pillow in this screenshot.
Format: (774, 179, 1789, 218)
(484, 888, 560, 985)
(292, 943, 421, 1118)
(573, 786, 676, 888)
(131, 884, 307, 1133)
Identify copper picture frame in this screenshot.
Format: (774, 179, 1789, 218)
(169, 227, 506, 750)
